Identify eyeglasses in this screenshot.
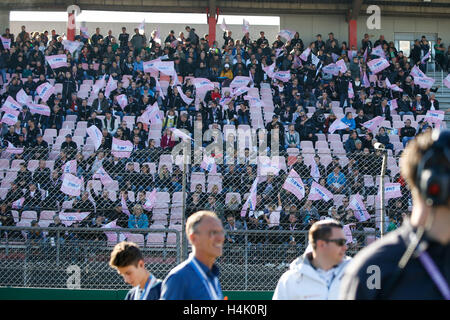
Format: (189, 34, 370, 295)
(324, 238, 347, 246)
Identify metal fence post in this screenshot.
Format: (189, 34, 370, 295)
(379, 150, 388, 237)
(244, 232, 248, 291)
(181, 143, 189, 261)
(56, 230, 60, 267)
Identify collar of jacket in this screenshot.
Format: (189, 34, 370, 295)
(288, 251, 352, 284)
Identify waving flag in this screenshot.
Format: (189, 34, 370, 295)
(154, 77, 165, 98)
(177, 86, 194, 105)
(336, 59, 347, 74)
(231, 87, 249, 100)
(93, 166, 114, 186)
(421, 50, 431, 64)
(362, 71, 370, 88)
(16, 89, 31, 105)
(60, 173, 83, 197)
(87, 125, 103, 151)
(259, 158, 281, 176)
(383, 183, 402, 200)
(220, 18, 228, 32)
(45, 54, 67, 69)
(388, 99, 398, 111)
(143, 189, 158, 210)
(244, 95, 262, 107)
(242, 19, 250, 33)
(367, 57, 390, 74)
(293, 55, 302, 69)
(363, 48, 368, 62)
(36, 82, 55, 102)
(148, 106, 163, 125)
(262, 62, 275, 78)
(348, 194, 371, 222)
(170, 128, 192, 141)
(116, 94, 128, 110)
(413, 75, 435, 89)
(0, 36, 11, 50)
(104, 76, 117, 98)
(278, 29, 296, 41)
(92, 74, 106, 96)
(310, 160, 320, 182)
(282, 169, 305, 201)
(143, 58, 161, 73)
(343, 224, 355, 244)
(410, 65, 426, 78)
(152, 60, 175, 76)
(219, 96, 232, 108)
(322, 63, 341, 76)
(36, 103, 50, 119)
(328, 118, 349, 134)
(6, 141, 23, 154)
(274, 70, 291, 82)
(300, 47, 311, 61)
(2, 96, 22, 111)
(362, 116, 385, 132)
(200, 155, 217, 174)
(1, 106, 19, 125)
(230, 76, 251, 88)
(112, 137, 133, 158)
(347, 50, 357, 61)
(348, 82, 354, 99)
(385, 78, 403, 92)
(241, 177, 259, 217)
(192, 78, 214, 91)
(80, 26, 89, 39)
(443, 74, 450, 89)
(121, 195, 130, 216)
(12, 197, 25, 209)
(424, 110, 445, 123)
(331, 53, 340, 63)
(62, 160, 77, 175)
(371, 45, 386, 59)
(58, 212, 90, 226)
(311, 53, 320, 67)
(62, 40, 82, 54)
(308, 181, 333, 202)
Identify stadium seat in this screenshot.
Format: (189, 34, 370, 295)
(126, 233, 145, 246)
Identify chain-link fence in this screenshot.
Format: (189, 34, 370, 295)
(0, 226, 376, 291)
(0, 139, 412, 290)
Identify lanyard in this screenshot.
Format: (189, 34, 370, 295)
(418, 251, 450, 300)
(134, 274, 156, 300)
(190, 258, 222, 300)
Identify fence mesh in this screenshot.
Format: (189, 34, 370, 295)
(0, 141, 412, 291)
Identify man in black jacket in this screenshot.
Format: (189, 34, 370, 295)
(340, 130, 450, 300)
(400, 119, 416, 147)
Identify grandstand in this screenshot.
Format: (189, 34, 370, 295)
(0, 1, 449, 294)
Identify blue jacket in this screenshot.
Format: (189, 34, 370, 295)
(160, 256, 223, 300)
(128, 213, 149, 229)
(341, 117, 356, 130)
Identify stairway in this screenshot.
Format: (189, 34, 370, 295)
(426, 70, 450, 127)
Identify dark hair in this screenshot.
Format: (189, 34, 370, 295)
(309, 219, 343, 249)
(109, 241, 143, 269)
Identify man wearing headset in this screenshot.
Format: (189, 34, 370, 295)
(340, 129, 450, 299)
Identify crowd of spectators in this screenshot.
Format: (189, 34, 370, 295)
(0, 24, 446, 253)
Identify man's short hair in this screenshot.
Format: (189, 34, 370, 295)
(309, 219, 343, 250)
(109, 241, 143, 269)
(400, 130, 437, 192)
(186, 210, 219, 237)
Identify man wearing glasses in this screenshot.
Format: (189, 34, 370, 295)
(273, 219, 351, 299)
(160, 211, 225, 300)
